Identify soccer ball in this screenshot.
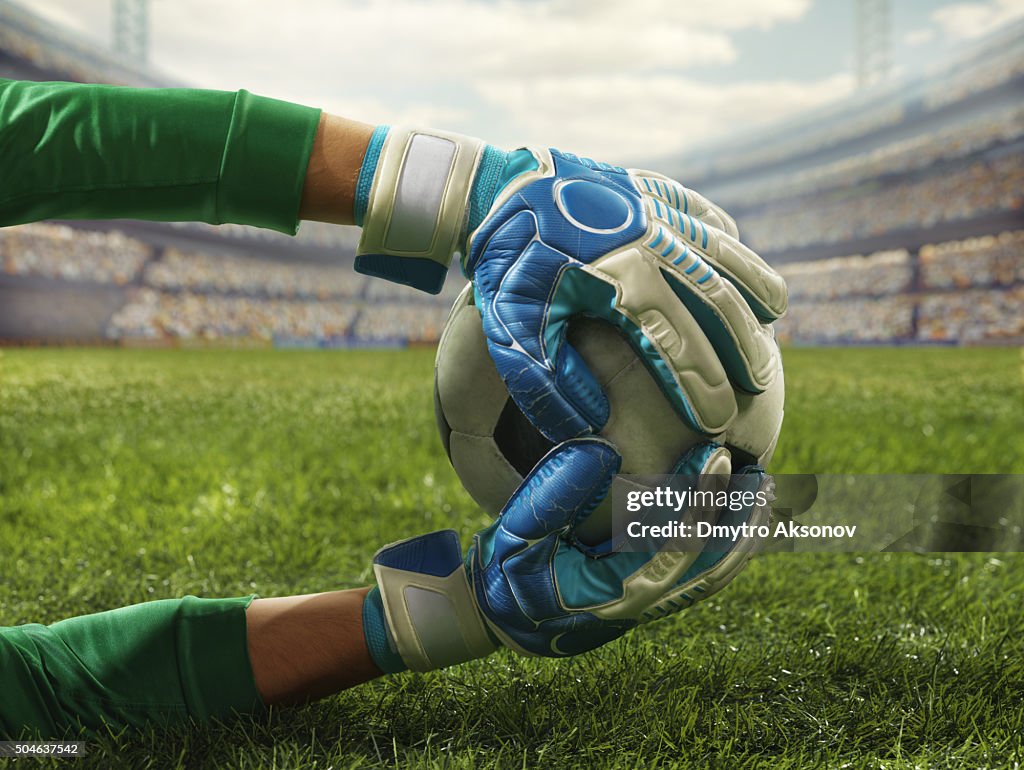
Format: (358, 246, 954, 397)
(434, 283, 785, 544)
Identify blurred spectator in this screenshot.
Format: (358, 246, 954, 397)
(920, 231, 1024, 289)
(107, 290, 358, 342)
(737, 153, 1024, 253)
(1, 223, 150, 285)
(714, 105, 1024, 209)
(917, 287, 1024, 343)
(352, 304, 451, 344)
(775, 296, 915, 344)
(780, 250, 911, 300)
(144, 248, 366, 299)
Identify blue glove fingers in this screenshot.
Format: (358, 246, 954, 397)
(499, 438, 620, 540)
(554, 342, 610, 430)
(475, 212, 610, 439)
(487, 341, 595, 440)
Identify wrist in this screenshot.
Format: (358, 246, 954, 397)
(364, 530, 497, 672)
(354, 126, 539, 293)
(361, 586, 409, 674)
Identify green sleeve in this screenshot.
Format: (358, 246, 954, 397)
(0, 78, 322, 235)
(0, 596, 263, 738)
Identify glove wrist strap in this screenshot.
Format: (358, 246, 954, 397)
(369, 530, 497, 672)
(356, 125, 485, 294)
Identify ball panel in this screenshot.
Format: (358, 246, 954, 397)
(449, 431, 523, 514)
(435, 286, 509, 436)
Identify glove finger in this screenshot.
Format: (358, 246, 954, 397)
(475, 212, 610, 441)
(657, 470, 772, 612)
(631, 170, 739, 238)
(499, 438, 621, 541)
(636, 224, 780, 394)
(486, 340, 604, 441)
(559, 259, 737, 434)
(646, 199, 788, 323)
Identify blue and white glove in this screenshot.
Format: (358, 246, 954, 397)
(361, 439, 771, 672)
(355, 126, 787, 442)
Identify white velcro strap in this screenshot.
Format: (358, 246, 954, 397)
(358, 125, 485, 268)
(373, 560, 496, 672)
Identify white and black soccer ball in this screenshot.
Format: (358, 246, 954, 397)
(434, 283, 785, 544)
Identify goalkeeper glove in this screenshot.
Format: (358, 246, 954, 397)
(355, 126, 787, 443)
(360, 438, 770, 672)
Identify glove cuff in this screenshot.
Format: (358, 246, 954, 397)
(362, 586, 408, 674)
(355, 125, 486, 294)
(369, 529, 497, 672)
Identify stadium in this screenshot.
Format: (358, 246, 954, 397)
(0, 1, 1022, 767)
(1, 1, 1021, 349)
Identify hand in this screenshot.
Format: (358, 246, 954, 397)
(360, 439, 770, 672)
(354, 126, 787, 442)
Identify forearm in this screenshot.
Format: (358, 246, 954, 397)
(298, 112, 374, 226)
(0, 78, 322, 233)
(246, 587, 383, 705)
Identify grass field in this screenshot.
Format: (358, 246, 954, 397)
(1, 346, 1022, 768)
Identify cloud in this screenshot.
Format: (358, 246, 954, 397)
(931, 0, 1024, 41)
(476, 71, 856, 163)
(902, 27, 936, 46)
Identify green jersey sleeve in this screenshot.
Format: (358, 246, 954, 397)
(0, 78, 322, 235)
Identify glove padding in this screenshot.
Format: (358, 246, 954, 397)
(362, 438, 770, 671)
(356, 127, 788, 444)
(470, 148, 787, 442)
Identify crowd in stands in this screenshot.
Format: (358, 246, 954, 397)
(917, 287, 1024, 343)
(920, 231, 1024, 290)
(107, 289, 359, 342)
(1, 223, 151, 285)
(921, 30, 1024, 110)
(145, 248, 366, 299)
(713, 104, 1024, 209)
(738, 153, 1023, 253)
(352, 304, 452, 344)
(3, 218, 1020, 346)
(686, 102, 906, 181)
(775, 232, 1023, 344)
(779, 250, 912, 300)
(775, 296, 915, 344)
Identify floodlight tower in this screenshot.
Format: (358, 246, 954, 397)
(113, 0, 150, 65)
(855, 0, 892, 89)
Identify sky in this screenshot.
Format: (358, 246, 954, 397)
(23, 0, 1024, 164)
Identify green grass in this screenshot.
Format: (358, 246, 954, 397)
(0, 346, 1022, 769)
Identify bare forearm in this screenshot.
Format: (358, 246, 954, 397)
(298, 113, 375, 226)
(246, 587, 382, 705)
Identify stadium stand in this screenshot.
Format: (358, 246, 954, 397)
(0, 0, 1020, 347)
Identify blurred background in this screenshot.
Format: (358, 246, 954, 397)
(0, 0, 1021, 348)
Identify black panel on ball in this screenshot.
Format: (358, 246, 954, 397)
(493, 398, 556, 477)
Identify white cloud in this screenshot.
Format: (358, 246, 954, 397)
(902, 27, 936, 46)
(477, 71, 855, 163)
(931, 0, 1024, 41)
